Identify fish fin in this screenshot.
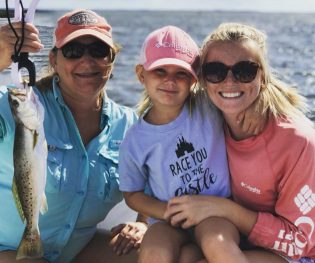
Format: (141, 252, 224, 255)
(40, 193, 48, 215)
(12, 177, 25, 222)
(33, 131, 38, 149)
(16, 227, 44, 260)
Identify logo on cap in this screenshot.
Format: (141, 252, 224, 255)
(154, 41, 194, 58)
(68, 11, 98, 25)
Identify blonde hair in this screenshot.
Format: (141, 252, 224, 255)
(136, 89, 151, 116)
(199, 23, 309, 120)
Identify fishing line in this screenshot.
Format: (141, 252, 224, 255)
(5, 0, 26, 62)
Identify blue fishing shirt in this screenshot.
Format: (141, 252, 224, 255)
(0, 78, 137, 263)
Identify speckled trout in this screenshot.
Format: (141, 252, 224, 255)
(8, 87, 48, 260)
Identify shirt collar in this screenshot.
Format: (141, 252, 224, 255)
(100, 93, 112, 130)
(52, 76, 67, 107)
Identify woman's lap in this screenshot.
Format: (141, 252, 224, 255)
(0, 250, 49, 263)
(75, 228, 139, 263)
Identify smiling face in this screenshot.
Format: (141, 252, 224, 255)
(50, 36, 112, 104)
(137, 64, 195, 113)
(204, 40, 262, 120)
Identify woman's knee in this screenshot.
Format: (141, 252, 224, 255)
(76, 229, 138, 263)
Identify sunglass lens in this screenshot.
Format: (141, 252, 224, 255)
(61, 42, 84, 59)
(233, 61, 259, 83)
(204, 62, 228, 83)
(61, 41, 111, 59)
(89, 42, 111, 58)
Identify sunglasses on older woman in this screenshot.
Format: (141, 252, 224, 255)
(202, 61, 260, 83)
(60, 41, 111, 59)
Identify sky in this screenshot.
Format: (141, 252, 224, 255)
(1, 0, 315, 13)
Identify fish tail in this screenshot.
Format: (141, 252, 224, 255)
(16, 227, 44, 260)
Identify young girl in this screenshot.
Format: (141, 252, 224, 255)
(119, 26, 251, 263)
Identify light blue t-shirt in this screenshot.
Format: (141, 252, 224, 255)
(119, 94, 230, 223)
(0, 78, 137, 263)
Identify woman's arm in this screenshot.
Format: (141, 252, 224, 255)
(164, 195, 258, 234)
(166, 132, 315, 260)
(0, 22, 43, 72)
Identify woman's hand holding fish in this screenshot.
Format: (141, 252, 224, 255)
(110, 222, 147, 255)
(0, 22, 43, 71)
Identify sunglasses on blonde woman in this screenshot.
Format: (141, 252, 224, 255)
(202, 61, 260, 83)
(60, 41, 111, 59)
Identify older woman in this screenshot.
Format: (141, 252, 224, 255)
(165, 23, 315, 263)
(0, 9, 146, 263)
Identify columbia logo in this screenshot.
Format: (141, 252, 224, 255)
(294, 185, 315, 215)
(154, 41, 193, 57)
(240, 182, 261, 195)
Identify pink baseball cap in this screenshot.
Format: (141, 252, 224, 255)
(139, 26, 199, 79)
(54, 9, 114, 49)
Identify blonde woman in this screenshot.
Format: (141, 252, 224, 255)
(165, 23, 315, 263)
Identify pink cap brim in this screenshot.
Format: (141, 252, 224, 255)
(143, 58, 197, 79)
(55, 29, 114, 49)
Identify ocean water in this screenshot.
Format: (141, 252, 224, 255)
(1, 10, 315, 113)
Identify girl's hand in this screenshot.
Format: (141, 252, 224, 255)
(164, 195, 227, 229)
(0, 22, 43, 71)
(110, 222, 147, 255)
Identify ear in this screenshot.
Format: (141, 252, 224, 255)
(49, 50, 57, 70)
(191, 77, 197, 85)
(135, 64, 145, 84)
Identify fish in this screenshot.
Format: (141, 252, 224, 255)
(8, 86, 48, 260)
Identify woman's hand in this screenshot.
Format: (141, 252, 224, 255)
(110, 221, 148, 255)
(164, 195, 228, 229)
(0, 22, 43, 71)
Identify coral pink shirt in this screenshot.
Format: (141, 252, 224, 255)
(226, 116, 315, 260)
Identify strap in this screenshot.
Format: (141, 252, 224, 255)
(10, 0, 40, 88)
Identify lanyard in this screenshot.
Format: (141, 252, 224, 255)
(9, 0, 40, 88)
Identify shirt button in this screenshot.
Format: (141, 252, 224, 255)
(77, 190, 85, 196)
(65, 224, 71, 229)
(48, 145, 56, 151)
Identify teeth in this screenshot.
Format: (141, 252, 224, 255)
(221, 92, 241, 98)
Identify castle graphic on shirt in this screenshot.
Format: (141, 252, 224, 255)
(168, 135, 217, 196)
(175, 136, 195, 158)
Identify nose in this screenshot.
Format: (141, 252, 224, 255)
(78, 52, 96, 64)
(224, 69, 237, 84)
(164, 73, 176, 84)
